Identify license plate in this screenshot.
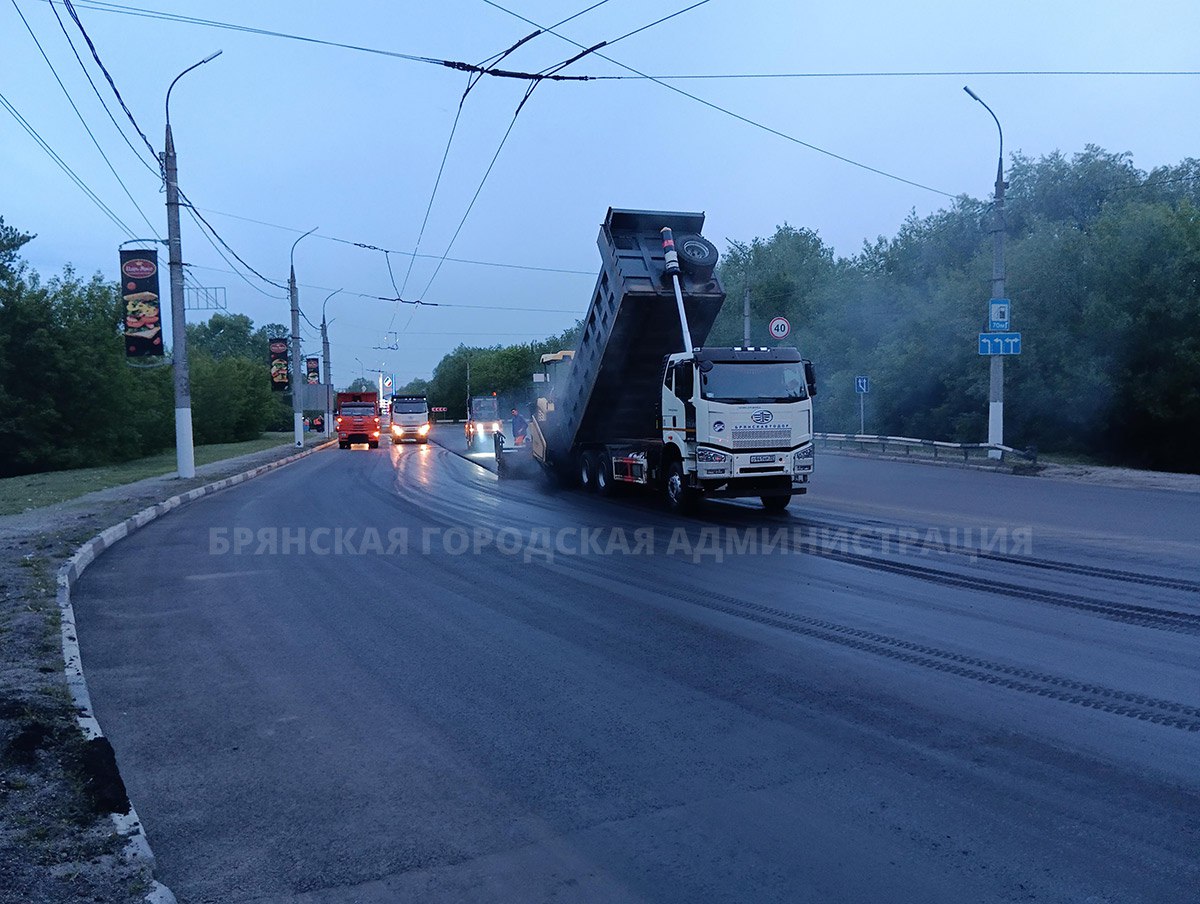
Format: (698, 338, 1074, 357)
(749, 454, 776, 463)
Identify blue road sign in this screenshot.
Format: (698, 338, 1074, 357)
(855, 375, 870, 393)
(989, 298, 1011, 331)
(978, 332, 1022, 355)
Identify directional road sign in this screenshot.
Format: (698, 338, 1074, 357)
(855, 375, 870, 393)
(978, 332, 1022, 355)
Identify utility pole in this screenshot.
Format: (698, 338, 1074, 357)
(161, 50, 221, 479)
(288, 227, 317, 449)
(162, 125, 193, 478)
(743, 284, 751, 347)
(321, 288, 341, 438)
(965, 86, 1007, 459)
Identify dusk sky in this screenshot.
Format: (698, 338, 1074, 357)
(4, 0, 1197, 385)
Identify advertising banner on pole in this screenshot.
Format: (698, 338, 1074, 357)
(306, 356, 320, 384)
(269, 337, 290, 391)
(120, 249, 163, 357)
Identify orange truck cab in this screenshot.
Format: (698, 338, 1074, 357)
(335, 392, 381, 449)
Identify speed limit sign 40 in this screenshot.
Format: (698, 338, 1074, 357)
(768, 316, 791, 340)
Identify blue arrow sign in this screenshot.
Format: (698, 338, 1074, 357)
(978, 332, 1022, 355)
(855, 375, 869, 393)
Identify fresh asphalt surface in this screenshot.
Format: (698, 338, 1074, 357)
(74, 428, 1200, 903)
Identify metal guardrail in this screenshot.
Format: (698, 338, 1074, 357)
(816, 432, 1037, 464)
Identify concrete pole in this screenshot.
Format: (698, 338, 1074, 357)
(989, 165, 1006, 458)
(163, 124, 195, 478)
(321, 318, 332, 437)
(965, 85, 1006, 459)
(289, 265, 303, 448)
(743, 284, 751, 347)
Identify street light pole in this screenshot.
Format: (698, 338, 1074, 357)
(162, 49, 221, 479)
(964, 85, 1007, 459)
(321, 288, 342, 438)
(355, 356, 364, 383)
(289, 227, 318, 448)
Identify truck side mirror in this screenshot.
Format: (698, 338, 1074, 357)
(803, 359, 818, 397)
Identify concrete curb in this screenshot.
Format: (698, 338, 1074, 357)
(55, 439, 335, 904)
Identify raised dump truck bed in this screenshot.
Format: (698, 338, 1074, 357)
(542, 208, 725, 469)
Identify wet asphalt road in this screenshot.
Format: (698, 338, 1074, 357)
(73, 430, 1200, 903)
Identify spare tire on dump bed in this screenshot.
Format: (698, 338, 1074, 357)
(676, 234, 719, 280)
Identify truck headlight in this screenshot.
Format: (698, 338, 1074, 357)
(793, 444, 814, 472)
(492, 421, 501, 432)
(696, 448, 730, 473)
(392, 424, 403, 435)
(418, 423, 430, 435)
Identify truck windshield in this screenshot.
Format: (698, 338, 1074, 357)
(700, 363, 808, 403)
(339, 405, 375, 417)
(472, 399, 499, 419)
(392, 402, 427, 414)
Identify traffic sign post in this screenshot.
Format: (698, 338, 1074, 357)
(855, 375, 869, 434)
(768, 316, 791, 340)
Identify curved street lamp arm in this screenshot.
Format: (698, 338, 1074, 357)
(166, 50, 223, 127)
(963, 85, 1004, 185)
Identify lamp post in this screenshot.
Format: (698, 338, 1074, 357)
(355, 356, 364, 383)
(320, 288, 342, 437)
(288, 227, 318, 448)
(163, 49, 221, 478)
(964, 85, 1007, 459)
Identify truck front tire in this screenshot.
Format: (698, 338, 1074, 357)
(664, 460, 698, 513)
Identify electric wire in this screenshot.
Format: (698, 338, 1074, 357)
(60, 0, 287, 295)
(49, 1, 1199, 82)
(480, 0, 956, 198)
(416, 0, 709, 301)
(46, 0, 162, 177)
(50, 0, 593, 81)
(62, 0, 160, 164)
(384, 0, 613, 332)
(10, 0, 158, 233)
(0, 89, 136, 238)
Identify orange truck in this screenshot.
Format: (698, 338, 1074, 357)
(335, 391, 381, 449)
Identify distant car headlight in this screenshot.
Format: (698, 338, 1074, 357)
(492, 421, 501, 432)
(793, 444, 814, 471)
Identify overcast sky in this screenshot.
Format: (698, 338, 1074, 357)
(4, 0, 1198, 385)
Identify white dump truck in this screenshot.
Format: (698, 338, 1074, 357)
(528, 208, 816, 512)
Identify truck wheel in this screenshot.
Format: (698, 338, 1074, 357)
(676, 234, 719, 280)
(579, 451, 597, 492)
(369, 441, 379, 449)
(761, 495, 791, 513)
(665, 460, 698, 513)
(596, 452, 615, 496)
(339, 442, 348, 450)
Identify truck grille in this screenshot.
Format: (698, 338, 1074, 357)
(731, 425, 791, 449)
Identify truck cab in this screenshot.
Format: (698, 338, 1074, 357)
(466, 395, 502, 450)
(389, 394, 430, 444)
(661, 347, 816, 511)
(335, 392, 381, 449)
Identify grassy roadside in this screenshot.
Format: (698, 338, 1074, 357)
(0, 432, 305, 516)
